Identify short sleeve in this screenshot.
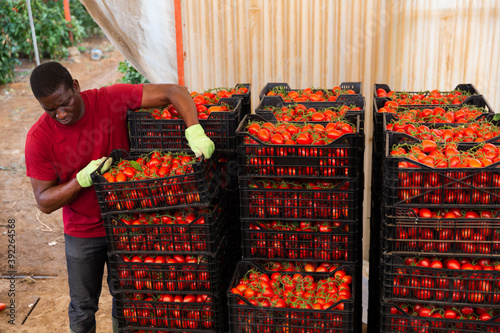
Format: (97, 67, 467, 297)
(25, 133, 58, 181)
(102, 84, 143, 121)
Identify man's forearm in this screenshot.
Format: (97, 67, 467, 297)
(36, 178, 82, 214)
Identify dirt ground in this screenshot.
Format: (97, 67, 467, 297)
(0, 37, 125, 333)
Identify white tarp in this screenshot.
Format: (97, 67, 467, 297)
(79, 0, 178, 83)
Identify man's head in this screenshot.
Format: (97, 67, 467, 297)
(30, 62, 84, 125)
(30, 61, 74, 99)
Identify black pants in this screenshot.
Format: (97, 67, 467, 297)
(65, 234, 116, 333)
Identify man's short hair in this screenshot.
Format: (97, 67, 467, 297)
(30, 61, 74, 99)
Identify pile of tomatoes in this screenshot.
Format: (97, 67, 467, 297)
(391, 256, 500, 304)
(390, 142, 500, 168)
(136, 86, 247, 121)
(379, 101, 487, 123)
(122, 293, 215, 330)
(388, 303, 499, 331)
(246, 179, 351, 220)
(191, 85, 249, 105)
(230, 268, 352, 310)
(139, 102, 233, 121)
(376, 88, 471, 105)
(103, 151, 196, 182)
(262, 260, 347, 273)
(245, 119, 355, 145)
(266, 86, 357, 102)
(387, 120, 500, 143)
(261, 103, 362, 122)
(116, 253, 216, 292)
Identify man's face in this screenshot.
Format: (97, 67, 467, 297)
(37, 80, 84, 126)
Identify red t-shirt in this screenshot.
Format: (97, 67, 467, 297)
(25, 84, 143, 238)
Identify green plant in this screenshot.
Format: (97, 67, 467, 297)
(0, 2, 22, 84)
(0, 0, 101, 84)
(118, 60, 149, 84)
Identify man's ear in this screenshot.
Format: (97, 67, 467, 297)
(73, 79, 81, 93)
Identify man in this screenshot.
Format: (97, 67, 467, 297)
(25, 61, 215, 333)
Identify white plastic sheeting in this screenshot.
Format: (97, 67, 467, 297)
(79, 0, 178, 83)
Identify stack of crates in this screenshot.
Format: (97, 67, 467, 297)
(228, 82, 365, 333)
(90, 84, 250, 333)
(369, 83, 500, 332)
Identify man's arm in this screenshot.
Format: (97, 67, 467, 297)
(141, 84, 199, 128)
(29, 157, 110, 214)
(30, 178, 82, 214)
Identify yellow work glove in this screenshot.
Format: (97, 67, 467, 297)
(76, 157, 113, 187)
(185, 124, 215, 159)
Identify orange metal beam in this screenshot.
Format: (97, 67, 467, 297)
(63, 0, 73, 43)
(174, 0, 185, 86)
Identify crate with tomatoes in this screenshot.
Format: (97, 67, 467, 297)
(236, 114, 364, 180)
(380, 301, 500, 332)
(381, 206, 500, 256)
(373, 94, 493, 156)
(239, 178, 360, 222)
(116, 292, 225, 332)
(91, 149, 222, 216)
(383, 142, 500, 208)
(104, 194, 228, 256)
(240, 219, 357, 263)
(128, 98, 243, 154)
(108, 246, 229, 296)
(382, 253, 500, 308)
(373, 83, 483, 139)
(255, 95, 365, 131)
(259, 82, 362, 101)
(227, 260, 356, 332)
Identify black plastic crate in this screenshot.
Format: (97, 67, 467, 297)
(255, 95, 365, 124)
(383, 143, 500, 209)
(380, 301, 500, 333)
(128, 98, 242, 154)
(373, 95, 494, 155)
(259, 82, 362, 101)
(239, 177, 361, 222)
(91, 150, 220, 215)
(236, 114, 364, 179)
(197, 83, 251, 116)
(382, 253, 500, 307)
(116, 293, 225, 332)
(229, 83, 251, 116)
(108, 239, 229, 295)
(241, 219, 358, 263)
(382, 207, 500, 255)
(383, 116, 500, 152)
(227, 260, 356, 333)
(374, 83, 480, 101)
(104, 195, 228, 256)
(374, 94, 494, 127)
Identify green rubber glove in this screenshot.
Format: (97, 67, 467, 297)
(185, 124, 215, 159)
(76, 156, 112, 187)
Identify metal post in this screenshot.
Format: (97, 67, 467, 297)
(26, 0, 40, 66)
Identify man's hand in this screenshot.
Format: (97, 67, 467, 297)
(76, 157, 112, 188)
(185, 124, 215, 159)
